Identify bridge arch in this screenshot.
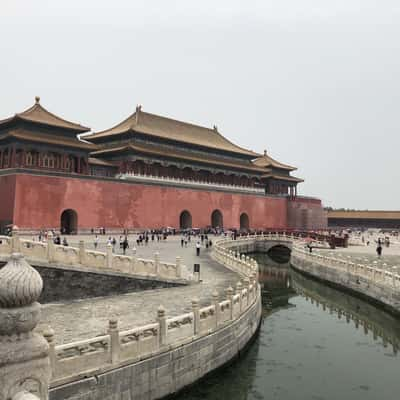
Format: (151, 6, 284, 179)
(179, 210, 192, 229)
(240, 213, 250, 230)
(211, 209, 223, 229)
(60, 209, 78, 234)
(267, 244, 292, 263)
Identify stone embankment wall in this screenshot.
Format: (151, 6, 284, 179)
(51, 295, 261, 400)
(27, 265, 185, 303)
(47, 239, 262, 400)
(291, 244, 400, 315)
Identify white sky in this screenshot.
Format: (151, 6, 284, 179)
(1, 1, 399, 210)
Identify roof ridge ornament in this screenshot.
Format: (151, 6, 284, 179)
(264, 149, 267, 156)
(213, 125, 218, 132)
(35, 96, 40, 104)
(135, 104, 142, 125)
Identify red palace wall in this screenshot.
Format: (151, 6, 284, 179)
(0, 172, 326, 232)
(287, 197, 327, 230)
(10, 173, 289, 231)
(0, 174, 16, 229)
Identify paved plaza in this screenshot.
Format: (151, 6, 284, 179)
(35, 235, 240, 345)
(32, 233, 400, 345)
(316, 236, 400, 275)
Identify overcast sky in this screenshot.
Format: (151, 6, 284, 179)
(1, 1, 399, 210)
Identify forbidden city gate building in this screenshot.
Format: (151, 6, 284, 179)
(0, 98, 327, 233)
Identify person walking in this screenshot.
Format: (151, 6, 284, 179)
(196, 241, 201, 256)
(376, 244, 382, 257)
(122, 236, 129, 255)
(94, 235, 99, 250)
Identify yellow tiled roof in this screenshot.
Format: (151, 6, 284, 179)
(86, 107, 260, 157)
(0, 97, 90, 133)
(328, 211, 400, 220)
(252, 153, 296, 171)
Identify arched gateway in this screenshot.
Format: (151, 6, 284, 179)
(211, 209, 223, 229)
(240, 213, 250, 230)
(179, 210, 192, 229)
(60, 209, 78, 234)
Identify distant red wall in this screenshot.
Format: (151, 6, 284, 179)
(11, 173, 289, 230)
(0, 174, 16, 226)
(287, 197, 327, 230)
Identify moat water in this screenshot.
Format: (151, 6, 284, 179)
(175, 252, 400, 400)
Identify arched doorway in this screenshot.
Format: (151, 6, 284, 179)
(180, 210, 192, 229)
(240, 213, 250, 230)
(60, 209, 78, 234)
(211, 209, 223, 229)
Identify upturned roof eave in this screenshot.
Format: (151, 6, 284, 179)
(90, 144, 268, 174)
(0, 130, 97, 150)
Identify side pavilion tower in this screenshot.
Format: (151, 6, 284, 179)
(0, 97, 94, 174)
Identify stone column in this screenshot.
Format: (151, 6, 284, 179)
(0, 253, 51, 400)
(192, 298, 200, 335)
(157, 305, 167, 347)
(108, 318, 120, 364)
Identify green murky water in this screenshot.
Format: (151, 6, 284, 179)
(175, 253, 400, 400)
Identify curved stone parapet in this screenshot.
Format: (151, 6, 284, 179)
(213, 232, 400, 315)
(45, 238, 262, 400)
(0, 234, 191, 284)
(291, 243, 400, 315)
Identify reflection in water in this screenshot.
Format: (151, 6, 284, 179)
(291, 269, 400, 355)
(174, 252, 400, 400)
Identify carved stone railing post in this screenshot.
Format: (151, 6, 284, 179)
(46, 232, 55, 263)
(0, 253, 51, 400)
(11, 226, 21, 253)
(236, 281, 243, 312)
(212, 291, 219, 328)
(43, 328, 56, 378)
(154, 252, 160, 276)
(192, 298, 200, 335)
(243, 278, 250, 308)
(106, 243, 113, 268)
(78, 240, 86, 265)
(175, 256, 182, 278)
(157, 306, 167, 347)
(108, 318, 120, 364)
(226, 286, 234, 320)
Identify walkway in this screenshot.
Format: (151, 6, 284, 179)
(35, 236, 240, 345)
